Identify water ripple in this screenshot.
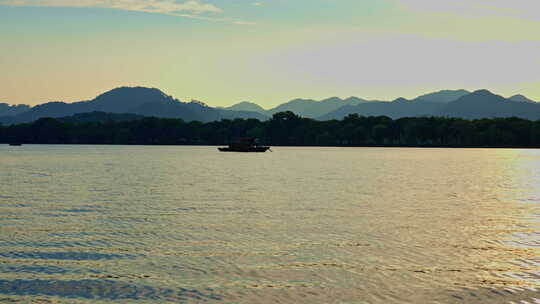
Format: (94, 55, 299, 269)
(0, 279, 222, 301)
(1, 146, 540, 303)
(0, 251, 134, 260)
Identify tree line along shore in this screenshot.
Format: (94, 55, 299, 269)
(2, 111, 540, 148)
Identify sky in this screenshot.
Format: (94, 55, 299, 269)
(1, 0, 540, 107)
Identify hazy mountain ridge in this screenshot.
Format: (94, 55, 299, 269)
(444, 90, 540, 120)
(319, 100, 443, 120)
(224, 89, 499, 120)
(1, 87, 539, 125)
(224, 101, 269, 115)
(413, 90, 471, 103)
(509, 94, 536, 103)
(0, 103, 31, 117)
(319, 89, 472, 120)
(224, 96, 369, 119)
(267, 96, 368, 119)
(320, 89, 540, 121)
(0, 87, 267, 125)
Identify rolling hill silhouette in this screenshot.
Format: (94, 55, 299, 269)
(1, 87, 538, 125)
(267, 96, 367, 118)
(0, 87, 267, 124)
(319, 90, 540, 120)
(444, 90, 540, 120)
(0, 103, 30, 117)
(223, 96, 370, 119)
(413, 90, 470, 104)
(509, 94, 536, 103)
(319, 98, 442, 120)
(318, 90, 471, 120)
(224, 101, 269, 116)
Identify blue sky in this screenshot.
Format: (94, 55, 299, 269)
(1, 0, 540, 107)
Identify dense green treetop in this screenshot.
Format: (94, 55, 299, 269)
(2, 111, 540, 148)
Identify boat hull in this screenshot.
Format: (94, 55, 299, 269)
(218, 147, 270, 152)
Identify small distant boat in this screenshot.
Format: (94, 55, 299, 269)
(9, 143, 22, 146)
(218, 138, 270, 153)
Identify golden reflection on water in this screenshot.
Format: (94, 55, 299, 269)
(1, 146, 540, 303)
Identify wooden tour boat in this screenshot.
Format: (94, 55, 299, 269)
(218, 138, 270, 152)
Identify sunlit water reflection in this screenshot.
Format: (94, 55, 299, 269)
(1, 145, 540, 303)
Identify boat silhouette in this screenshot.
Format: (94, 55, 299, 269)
(218, 138, 270, 152)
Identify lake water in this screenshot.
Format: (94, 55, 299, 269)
(1, 145, 540, 303)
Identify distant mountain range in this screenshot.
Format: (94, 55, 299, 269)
(0, 87, 267, 125)
(226, 89, 540, 121)
(1, 87, 539, 125)
(223, 96, 369, 119)
(0, 103, 30, 117)
(319, 90, 540, 121)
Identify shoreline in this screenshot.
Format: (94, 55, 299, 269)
(3, 143, 540, 149)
